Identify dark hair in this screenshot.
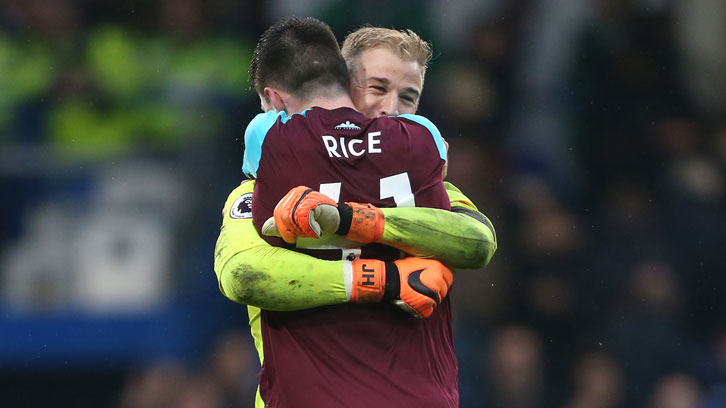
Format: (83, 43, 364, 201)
(249, 16, 350, 100)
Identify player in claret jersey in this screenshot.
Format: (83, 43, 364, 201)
(214, 20, 497, 408)
(244, 17, 454, 407)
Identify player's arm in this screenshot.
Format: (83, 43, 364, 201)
(375, 114, 496, 269)
(263, 108, 496, 270)
(215, 180, 451, 318)
(215, 180, 347, 310)
(378, 181, 497, 269)
(264, 182, 496, 269)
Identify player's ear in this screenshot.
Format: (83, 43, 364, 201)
(263, 87, 288, 112)
(259, 94, 273, 112)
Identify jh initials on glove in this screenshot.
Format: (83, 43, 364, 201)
(349, 257, 453, 319)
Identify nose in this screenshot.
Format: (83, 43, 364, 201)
(379, 94, 399, 116)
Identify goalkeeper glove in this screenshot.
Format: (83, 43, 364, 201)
(349, 257, 453, 319)
(262, 186, 384, 244)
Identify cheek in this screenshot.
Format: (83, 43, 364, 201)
(356, 94, 382, 117)
(349, 87, 365, 106)
(398, 103, 417, 115)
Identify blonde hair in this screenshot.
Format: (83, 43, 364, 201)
(341, 27, 432, 85)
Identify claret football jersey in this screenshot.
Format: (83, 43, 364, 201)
(242, 106, 457, 408)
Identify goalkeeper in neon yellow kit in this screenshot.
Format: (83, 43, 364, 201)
(214, 22, 497, 408)
(214, 179, 496, 407)
(215, 180, 495, 311)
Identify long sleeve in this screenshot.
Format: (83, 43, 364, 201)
(214, 180, 348, 311)
(378, 182, 497, 269)
(214, 180, 497, 311)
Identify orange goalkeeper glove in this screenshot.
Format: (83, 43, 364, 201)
(262, 186, 384, 244)
(349, 257, 453, 319)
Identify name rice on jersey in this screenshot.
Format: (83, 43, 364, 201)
(321, 131, 382, 158)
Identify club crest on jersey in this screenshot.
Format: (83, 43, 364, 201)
(229, 193, 253, 219)
(334, 120, 361, 131)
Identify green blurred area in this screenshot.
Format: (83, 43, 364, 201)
(0, 34, 55, 140)
(1, 24, 254, 162)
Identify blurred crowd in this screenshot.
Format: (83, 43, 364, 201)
(1, 0, 725, 407)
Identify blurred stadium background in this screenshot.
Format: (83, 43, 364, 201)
(1, 0, 724, 407)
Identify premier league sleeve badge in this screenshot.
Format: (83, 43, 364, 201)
(229, 193, 253, 219)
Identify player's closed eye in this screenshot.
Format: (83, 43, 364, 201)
(370, 85, 386, 93)
(401, 96, 416, 105)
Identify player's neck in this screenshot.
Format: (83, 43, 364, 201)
(297, 93, 356, 113)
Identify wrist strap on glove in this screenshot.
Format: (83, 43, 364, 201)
(336, 202, 385, 243)
(350, 260, 386, 303)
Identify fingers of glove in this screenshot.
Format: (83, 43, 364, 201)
(274, 209, 314, 242)
(272, 186, 317, 242)
(392, 299, 433, 319)
(275, 217, 299, 243)
(273, 209, 304, 244)
(273, 205, 300, 244)
(393, 297, 435, 319)
(273, 187, 338, 239)
(421, 262, 454, 299)
(290, 193, 337, 239)
(274, 186, 310, 219)
(273, 187, 308, 241)
(261, 217, 281, 237)
(393, 258, 453, 318)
